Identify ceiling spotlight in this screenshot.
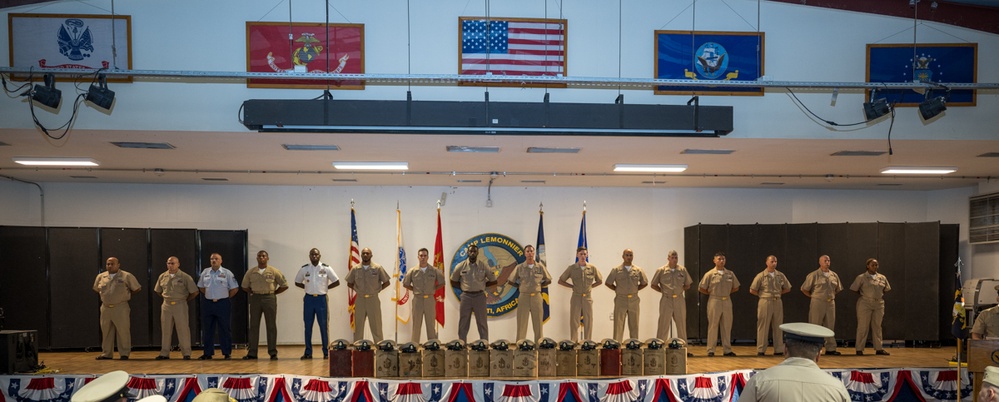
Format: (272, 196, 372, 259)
(930, 1, 938, 10)
(863, 97, 890, 121)
(31, 73, 62, 109)
(918, 96, 947, 120)
(85, 74, 115, 111)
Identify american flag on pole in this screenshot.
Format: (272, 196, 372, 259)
(395, 207, 412, 324)
(433, 207, 446, 327)
(347, 208, 361, 331)
(459, 17, 567, 77)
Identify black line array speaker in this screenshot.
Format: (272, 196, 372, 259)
(0, 330, 38, 374)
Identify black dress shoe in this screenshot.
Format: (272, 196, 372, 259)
(323, 355, 329, 360)
(856, 351, 864, 355)
(773, 352, 783, 356)
(223, 355, 231, 360)
(686, 352, 694, 357)
(95, 356, 113, 360)
(242, 355, 258, 360)
(300, 354, 313, 360)
(707, 352, 715, 357)
(270, 355, 278, 360)
(875, 350, 891, 356)
(120, 356, 129, 360)
(825, 350, 841, 356)
(757, 352, 765, 356)
(155, 355, 169, 360)
(198, 355, 213, 360)
(724, 352, 737, 357)
(183, 356, 191, 360)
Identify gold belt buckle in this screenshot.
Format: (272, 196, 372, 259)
(827, 298, 833, 302)
(107, 304, 115, 308)
(364, 295, 371, 298)
(170, 301, 177, 305)
(581, 293, 587, 297)
(721, 297, 728, 301)
(213, 299, 219, 302)
(423, 295, 430, 299)
(672, 294, 678, 298)
(529, 293, 536, 297)
(627, 294, 633, 298)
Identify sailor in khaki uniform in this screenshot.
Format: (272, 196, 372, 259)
(403, 247, 445, 343)
(345, 247, 391, 342)
(739, 322, 850, 401)
(801, 254, 843, 355)
(557, 247, 603, 342)
(450, 244, 498, 342)
(92, 257, 141, 360)
(749, 255, 792, 356)
(154, 256, 199, 359)
(850, 258, 892, 355)
(698, 252, 740, 356)
(241, 250, 289, 360)
(651, 250, 693, 346)
(973, 286, 999, 340)
(605, 249, 649, 342)
(508, 244, 552, 342)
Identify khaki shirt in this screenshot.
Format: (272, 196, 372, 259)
(849, 273, 891, 300)
(698, 268, 740, 297)
(802, 269, 843, 300)
(972, 306, 999, 338)
(345, 263, 390, 295)
(750, 270, 791, 299)
(739, 357, 850, 401)
(605, 265, 648, 296)
(403, 266, 445, 295)
(651, 264, 692, 297)
(510, 262, 552, 294)
(559, 263, 602, 296)
(93, 270, 141, 305)
(450, 259, 496, 292)
(241, 266, 288, 294)
(154, 270, 198, 302)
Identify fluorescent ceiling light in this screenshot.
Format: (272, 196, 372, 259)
(613, 164, 687, 173)
(527, 147, 580, 154)
(111, 142, 175, 149)
(447, 146, 499, 153)
(880, 166, 956, 175)
(13, 157, 99, 167)
(333, 161, 408, 170)
(283, 144, 340, 151)
(681, 149, 734, 155)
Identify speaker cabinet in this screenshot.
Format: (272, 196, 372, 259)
(1, 330, 38, 374)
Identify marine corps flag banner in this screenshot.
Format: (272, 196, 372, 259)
(433, 207, 446, 327)
(952, 258, 966, 339)
(347, 208, 361, 331)
(395, 208, 412, 324)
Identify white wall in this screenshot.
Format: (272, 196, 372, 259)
(0, 179, 979, 343)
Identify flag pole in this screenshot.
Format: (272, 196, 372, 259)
(395, 202, 400, 344)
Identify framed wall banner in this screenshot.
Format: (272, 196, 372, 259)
(7, 13, 132, 82)
(458, 17, 567, 88)
(866, 43, 977, 107)
(654, 30, 764, 96)
(245, 22, 364, 89)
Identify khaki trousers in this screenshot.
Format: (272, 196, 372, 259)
(516, 291, 544, 342)
(808, 297, 838, 351)
(569, 293, 593, 342)
(656, 294, 687, 341)
(855, 297, 885, 351)
(99, 303, 131, 358)
(612, 294, 640, 342)
(160, 300, 192, 356)
(706, 297, 733, 354)
(411, 294, 438, 343)
(756, 297, 784, 353)
(353, 294, 383, 342)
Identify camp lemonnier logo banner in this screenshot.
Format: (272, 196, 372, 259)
(449, 233, 526, 317)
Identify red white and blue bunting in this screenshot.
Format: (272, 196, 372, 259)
(0, 368, 972, 402)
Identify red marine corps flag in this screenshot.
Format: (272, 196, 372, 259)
(433, 206, 446, 327)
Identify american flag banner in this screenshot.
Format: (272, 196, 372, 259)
(395, 208, 412, 324)
(433, 207, 446, 327)
(459, 17, 566, 77)
(347, 208, 361, 331)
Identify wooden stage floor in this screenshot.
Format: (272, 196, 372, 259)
(28, 344, 960, 377)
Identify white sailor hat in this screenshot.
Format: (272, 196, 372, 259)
(985, 366, 999, 388)
(137, 396, 167, 402)
(192, 388, 235, 402)
(780, 322, 834, 344)
(71, 370, 130, 402)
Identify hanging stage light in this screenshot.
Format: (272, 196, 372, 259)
(85, 74, 115, 111)
(863, 91, 890, 121)
(31, 73, 62, 109)
(918, 95, 947, 120)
